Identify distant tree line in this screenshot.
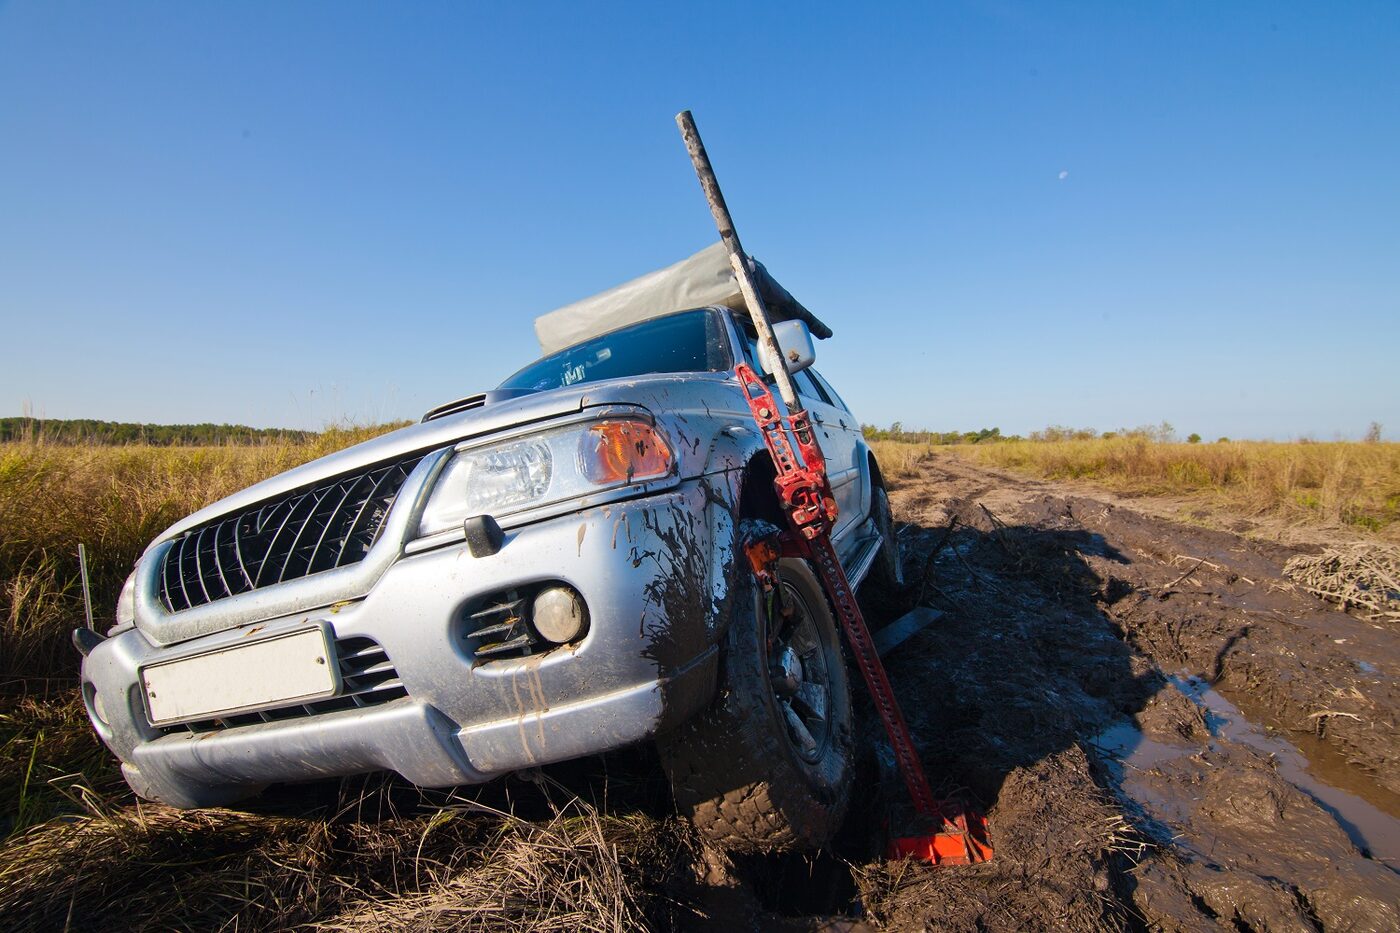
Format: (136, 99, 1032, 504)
(0, 417, 315, 446)
(861, 423, 1016, 445)
(862, 421, 1190, 444)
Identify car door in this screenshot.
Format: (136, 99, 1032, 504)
(736, 327, 863, 555)
(797, 368, 864, 548)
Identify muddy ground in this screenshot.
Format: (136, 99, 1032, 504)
(4, 453, 1397, 931)
(857, 453, 1399, 931)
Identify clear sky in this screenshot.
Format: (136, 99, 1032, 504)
(2, 1, 1396, 440)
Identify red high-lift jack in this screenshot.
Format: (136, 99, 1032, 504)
(676, 111, 992, 867)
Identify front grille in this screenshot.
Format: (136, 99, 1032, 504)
(158, 455, 425, 612)
(465, 588, 543, 661)
(165, 635, 407, 734)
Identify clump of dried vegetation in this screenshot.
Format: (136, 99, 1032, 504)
(0, 775, 687, 932)
(1284, 544, 1400, 622)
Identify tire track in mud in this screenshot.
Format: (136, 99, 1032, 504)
(859, 454, 1398, 931)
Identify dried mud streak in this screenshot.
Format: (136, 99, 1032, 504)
(869, 453, 1399, 931)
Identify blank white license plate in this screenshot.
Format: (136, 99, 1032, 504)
(141, 627, 337, 726)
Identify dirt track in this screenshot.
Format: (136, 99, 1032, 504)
(847, 453, 1400, 931)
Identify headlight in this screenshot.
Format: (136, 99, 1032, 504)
(417, 418, 673, 538)
(115, 573, 136, 628)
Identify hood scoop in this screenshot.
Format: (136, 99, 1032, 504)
(422, 388, 539, 423)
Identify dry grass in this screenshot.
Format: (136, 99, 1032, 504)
(0, 427, 400, 835)
(0, 427, 397, 687)
(870, 439, 934, 480)
(1283, 544, 1400, 621)
(0, 691, 118, 837)
(0, 775, 686, 932)
(901, 438, 1400, 537)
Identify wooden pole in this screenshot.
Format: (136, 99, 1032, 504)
(78, 543, 95, 631)
(675, 111, 802, 413)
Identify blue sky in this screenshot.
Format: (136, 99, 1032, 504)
(2, 1, 1396, 440)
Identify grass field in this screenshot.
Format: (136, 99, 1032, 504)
(0, 428, 392, 837)
(871, 437, 1400, 538)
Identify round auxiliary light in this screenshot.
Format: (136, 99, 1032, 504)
(532, 586, 588, 644)
(84, 682, 109, 728)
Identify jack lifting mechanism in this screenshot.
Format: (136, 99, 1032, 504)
(676, 111, 993, 866)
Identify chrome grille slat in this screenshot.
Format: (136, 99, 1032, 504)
(305, 475, 368, 575)
(275, 484, 340, 584)
(339, 461, 417, 567)
(191, 526, 214, 604)
(211, 519, 241, 596)
(158, 454, 423, 612)
(255, 490, 316, 588)
(174, 535, 195, 611)
(229, 514, 254, 590)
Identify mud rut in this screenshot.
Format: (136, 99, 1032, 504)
(667, 453, 1399, 931)
(846, 454, 1399, 931)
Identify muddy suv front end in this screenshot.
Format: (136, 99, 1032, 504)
(79, 396, 742, 808)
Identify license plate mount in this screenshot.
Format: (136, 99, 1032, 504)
(140, 626, 338, 726)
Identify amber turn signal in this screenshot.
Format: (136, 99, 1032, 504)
(579, 420, 673, 485)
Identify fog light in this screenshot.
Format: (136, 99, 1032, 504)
(532, 586, 587, 644)
(84, 682, 108, 727)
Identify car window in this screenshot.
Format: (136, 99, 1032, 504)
(809, 369, 849, 414)
(791, 368, 828, 405)
(498, 309, 732, 392)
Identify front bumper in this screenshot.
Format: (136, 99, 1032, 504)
(81, 478, 736, 808)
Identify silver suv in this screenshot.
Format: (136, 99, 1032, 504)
(78, 250, 900, 851)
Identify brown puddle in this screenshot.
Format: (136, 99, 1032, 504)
(1098, 675, 1400, 868)
(1211, 675, 1400, 822)
(1175, 675, 1400, 867)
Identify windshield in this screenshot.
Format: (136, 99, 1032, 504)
(498, 309, 733, 392)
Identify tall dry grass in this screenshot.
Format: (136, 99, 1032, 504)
(932, 438, 1400, 535)
(0, 426, 400, 835)
(0, 426, 398, 686)
(869, 439, 932, 480)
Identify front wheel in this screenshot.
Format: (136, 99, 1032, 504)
(658, 558, 853, 852)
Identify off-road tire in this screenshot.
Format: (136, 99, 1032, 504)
(864, 484, 903, 593)
(659, 558, 853, 853)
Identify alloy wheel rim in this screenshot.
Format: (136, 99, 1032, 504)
(768, 582, 833, 764)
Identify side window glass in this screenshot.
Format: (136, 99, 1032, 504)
(791, 369, 825, 404)
(799, 369, 833, 406)
(810, 370, 848, 413)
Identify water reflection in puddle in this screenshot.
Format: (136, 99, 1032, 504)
(1094, 676, 1400, 867)
(1171, 675, 1400, 866)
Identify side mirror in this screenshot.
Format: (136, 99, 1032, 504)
(758, 320, 816, 375)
